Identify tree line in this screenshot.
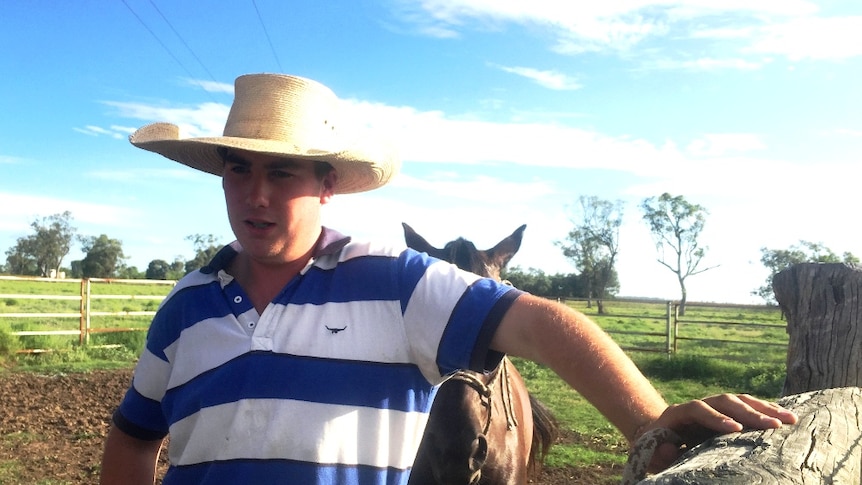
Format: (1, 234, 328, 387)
(2, 211, 221, 281)
(3, 199, 858, 310)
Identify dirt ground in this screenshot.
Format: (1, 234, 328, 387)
(0, 369, 622, 484)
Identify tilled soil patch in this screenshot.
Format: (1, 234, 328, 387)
(0, 369, 619, 484)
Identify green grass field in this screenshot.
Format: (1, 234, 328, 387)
(513, 299, 787, 480)
(0, 279, 789, 481)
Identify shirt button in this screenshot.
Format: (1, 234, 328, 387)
(234, 296, 242, 303)
(249, 322, 255, 328)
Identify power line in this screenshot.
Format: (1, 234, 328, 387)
(146, 0, 220, 86)
(120, 0, 198, 81)
(251, 0, 284, 73)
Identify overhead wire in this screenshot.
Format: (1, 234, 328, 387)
(146, 0, 220, 86)
(251, 0, 284, 73)
(120, 0, 221, 102)
(120, 0, 199, 82)
(122, 0, 285, 87)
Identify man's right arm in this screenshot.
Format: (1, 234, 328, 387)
(100, 425, 164, 485)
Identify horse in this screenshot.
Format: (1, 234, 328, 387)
(403, 223, 558, 485)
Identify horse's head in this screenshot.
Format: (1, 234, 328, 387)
(403, 223, 531, 484)
(418, 368, 499, 484)
(401, 223, 526, 281)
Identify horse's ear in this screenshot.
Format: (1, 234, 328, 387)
(486, 224, 526, 269)
(402, 223, 442, 256)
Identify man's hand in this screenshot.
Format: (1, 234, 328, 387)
(640, 393, 799, 472)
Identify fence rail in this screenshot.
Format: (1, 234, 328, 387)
(0, 276, 175, 352)
(1, 277, 785, 358)
(561, 297, 786, 361)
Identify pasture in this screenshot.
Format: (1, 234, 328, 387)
(0, 278, 788, 483)
(512, 299, 788, 483)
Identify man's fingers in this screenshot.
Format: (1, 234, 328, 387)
(663, 398, 742, 433)
(655, 394, 797, 447)
(702, 394, 798, 429)
(642, 394, 798, 474)
(736, 394, 799, 424)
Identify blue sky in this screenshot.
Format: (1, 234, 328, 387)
(2, 1, 861, 303)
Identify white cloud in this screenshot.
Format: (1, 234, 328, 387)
(492, 64, 582, 90)
(0, 192, 138, 231)
(560, 15, 669, 53)
(184, 78, 235, 94)
(686, 133, 767, 157)
(73, 125, 126, 139)
(393, 172, 557, 203)
(641, 57, 764, 71)
(835, 128, 862, 138)
(747, 16, 862, 61)
(404, 0, 856, 66)
(341, 99, 685, 174)
(104, 100, 229, 137)
(412, 0, 819, 30)
(662, 0, 818, 20)
(111, 125, 138, 135)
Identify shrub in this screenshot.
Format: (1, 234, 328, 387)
(89, 331, 147, 354)
(0, 328, 21, 356)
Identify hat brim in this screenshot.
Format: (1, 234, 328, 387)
(130, 122, 399, 194)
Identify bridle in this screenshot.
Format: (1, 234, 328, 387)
(446, 357, 520, 436)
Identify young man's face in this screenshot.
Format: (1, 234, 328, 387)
(221, 149, 336, 265)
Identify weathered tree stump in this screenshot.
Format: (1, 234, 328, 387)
(630, 263, 862, 484)
(636, 387, 862, 484)
(773, 262, 862, 395)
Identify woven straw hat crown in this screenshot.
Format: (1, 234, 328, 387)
(130, 74, 400, 194)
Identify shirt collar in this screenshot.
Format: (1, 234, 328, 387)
(200, 227, 352, 274)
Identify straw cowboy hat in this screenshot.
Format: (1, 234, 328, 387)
(129, 73, 400, 194)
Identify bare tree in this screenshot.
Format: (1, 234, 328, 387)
(640, 193, 717, 315)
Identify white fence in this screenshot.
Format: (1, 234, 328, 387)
(0, 275, 175, 352)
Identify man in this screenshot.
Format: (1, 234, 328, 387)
(100, 73, 796, 484)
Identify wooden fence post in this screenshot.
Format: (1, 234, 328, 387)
(84, 278, 91, 346)
(665, 301, 673, 357)
(78, 279, 86, 346)
(773, 262, 862, 395)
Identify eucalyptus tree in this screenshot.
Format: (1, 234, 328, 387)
(557, 196, 623, 314)
(755, 241, 859, 304)
(4, 238, 38, 275)
(78, 234, 127, 278)
(4, 211, 76, 277)
(640, 193, 717, 315)
(184, 234, 222, 274)
(146, 259, 172, 280)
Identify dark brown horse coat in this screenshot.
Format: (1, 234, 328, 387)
(403, 223, 557, 485)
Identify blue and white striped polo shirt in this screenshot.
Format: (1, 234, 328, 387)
(113, 228, 520, 484)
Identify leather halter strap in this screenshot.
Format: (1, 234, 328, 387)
(446, 358, 519, 435)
